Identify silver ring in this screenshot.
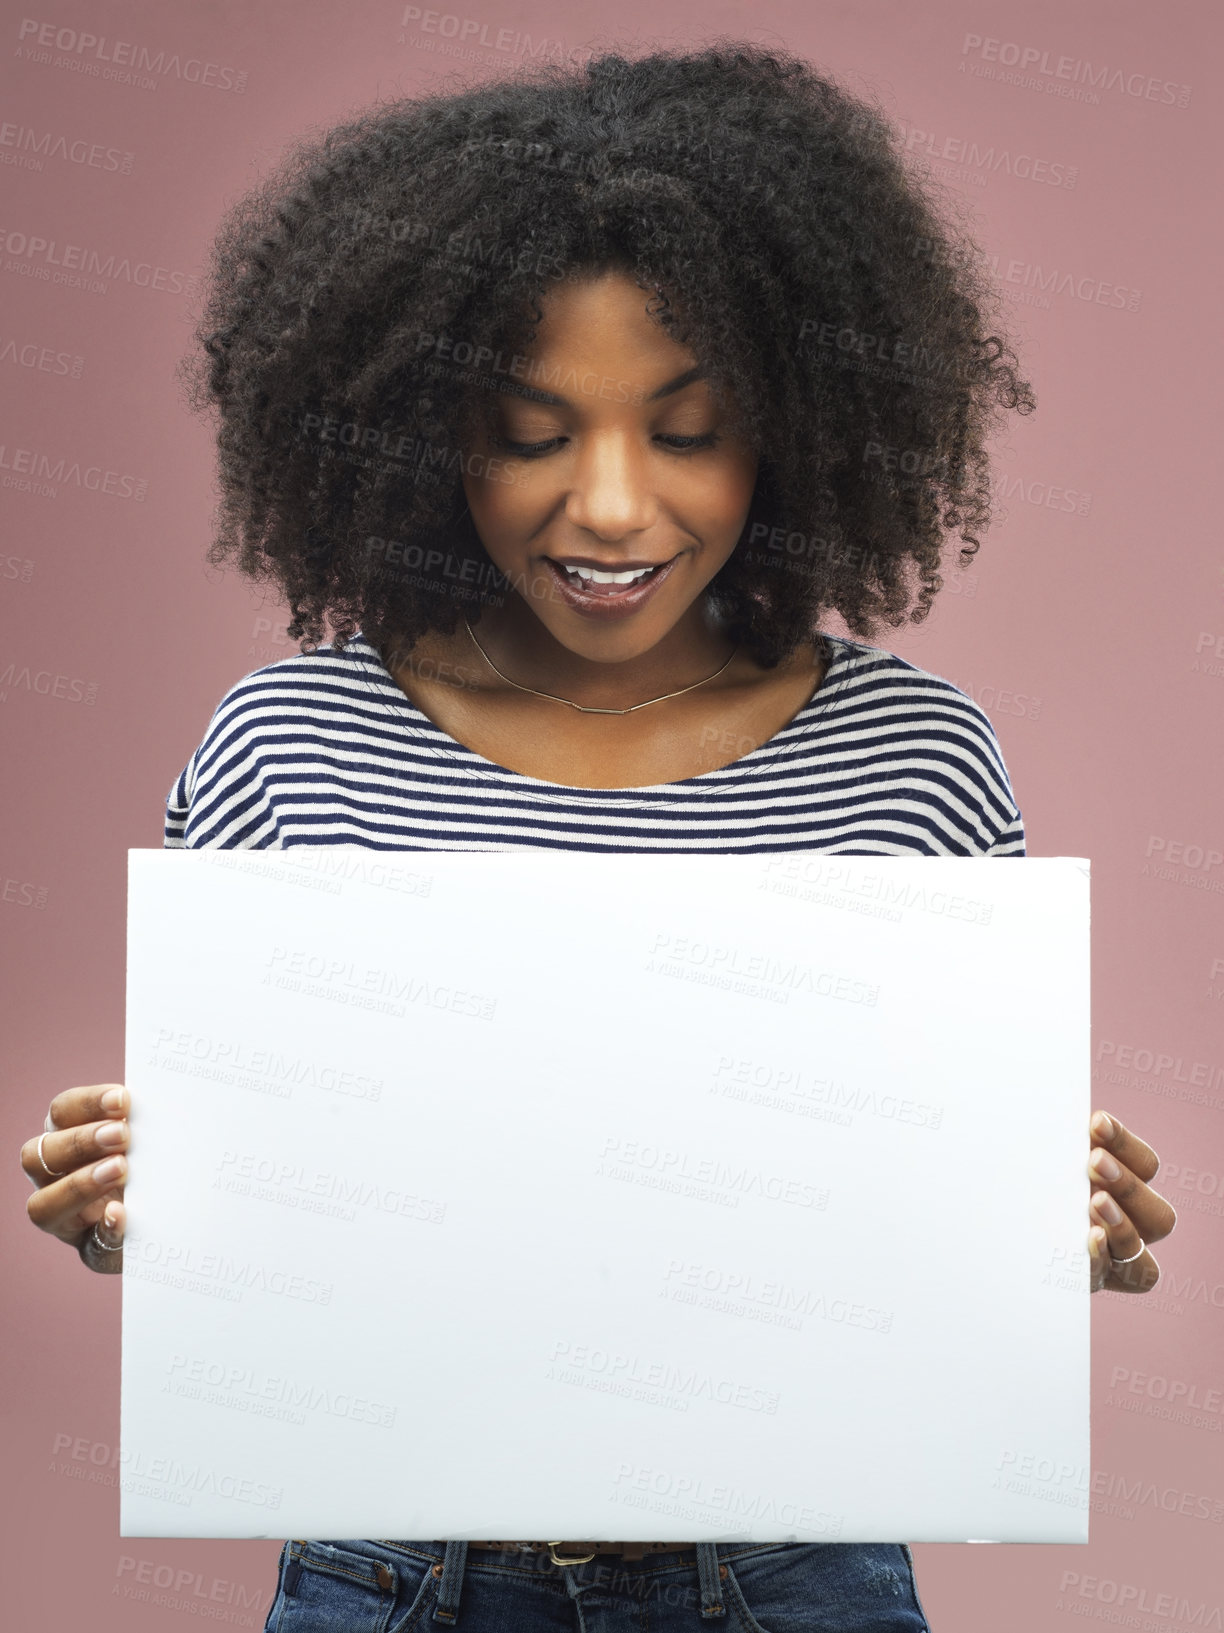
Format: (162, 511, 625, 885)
(1110, 1238, 1146, 1266)
(36, 1130, 67, 1179)
(89, 1221, 123, 1254)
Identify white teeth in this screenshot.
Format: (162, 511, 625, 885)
(564, 564, 654, 585)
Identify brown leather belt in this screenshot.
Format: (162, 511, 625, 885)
(465, 1541, 696, 1565)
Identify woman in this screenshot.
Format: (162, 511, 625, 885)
(22, 43, 1176, 1632)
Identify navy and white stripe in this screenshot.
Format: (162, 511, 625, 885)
(164, 632, 1026, 857)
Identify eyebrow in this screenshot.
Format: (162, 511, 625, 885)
(495, 364, 707, 407)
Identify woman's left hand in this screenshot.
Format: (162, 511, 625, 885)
(1087, 1110, 1177, 1294)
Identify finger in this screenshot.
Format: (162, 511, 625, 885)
(1090, 1187, 1143, 1261)
(1087, 1147, 1177, 1244)
(26, 1152, 127, 1245)
(20, 1116, 129, 1189)
(1089, 1110, 1159, 1184)
(79, 1197, 125, 1274)
(101, 1196, 126, 1246)
(92, 1196, 126, 1253)
(1089, 1188, 1160, 1294)
(1087, 1225, 1109, 1294)
(46, 1082, 127, 1134)
(1105, 1247, 1160, 1296)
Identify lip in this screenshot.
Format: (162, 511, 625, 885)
(550, 557, 671, 571)
(543, 555, 680, 619)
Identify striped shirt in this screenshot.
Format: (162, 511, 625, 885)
(164, 631, 1025, 856)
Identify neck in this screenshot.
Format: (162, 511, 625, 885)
(467, 593, 739, 711)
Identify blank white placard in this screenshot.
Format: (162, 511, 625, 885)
(120, 849, 1090, 1542)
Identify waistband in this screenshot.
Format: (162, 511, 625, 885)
(461, 1540, 698, 1562)
(356, 1538, 733, 1622)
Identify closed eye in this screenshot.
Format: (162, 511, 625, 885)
(493, 432, 722, 458)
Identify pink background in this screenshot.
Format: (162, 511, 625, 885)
(3, 1, 1221, 1627)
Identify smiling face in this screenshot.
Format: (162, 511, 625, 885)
(459, 268, 760, 670)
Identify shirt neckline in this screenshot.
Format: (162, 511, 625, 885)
(338, 629, 856, 807)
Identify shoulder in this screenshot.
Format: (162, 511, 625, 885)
(820, 636, 1026, 854)
(824, 636, 1013, 759)
(162, 636, 385, 847)
(186, 636, 387, 749)
(826, 633, 984, 703)
(210, 634, 377, 710)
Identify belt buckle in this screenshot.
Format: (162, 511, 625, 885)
(547, 1542, 597, 1567)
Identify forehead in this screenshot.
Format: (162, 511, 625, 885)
(519, 270, 698, 365)
(466, 270, 723, 413)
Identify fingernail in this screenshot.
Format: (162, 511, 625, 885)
(103, 1203, 123, 1236)
(101, 1087, 125, 1115)
(1090, 1149, 1120, 1182)
(1091, 1112, 1115, 1142)
(93, 1156, 123, 1183)
(96, 1121, 127, 1148)
(1093, 1192, 1124, 1226)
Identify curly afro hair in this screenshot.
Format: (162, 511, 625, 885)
(180, 40, 1035, 670)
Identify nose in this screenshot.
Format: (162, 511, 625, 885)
(562, 428, 659, 542)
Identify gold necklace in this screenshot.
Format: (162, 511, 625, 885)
(462, 617, 738, 716)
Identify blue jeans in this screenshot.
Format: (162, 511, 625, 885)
(260, 1538, 933, 1630)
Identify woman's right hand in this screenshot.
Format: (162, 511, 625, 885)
(21, 1083, 129, 1274)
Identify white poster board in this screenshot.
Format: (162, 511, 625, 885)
(120, 849, 1091, 1542)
